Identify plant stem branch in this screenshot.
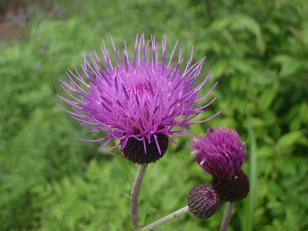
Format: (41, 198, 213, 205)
(219, 202, 235, 231)
(131, 164, 147, 229)
(140, 206, 189, 231)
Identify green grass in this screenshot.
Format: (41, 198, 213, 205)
(242, 117, 257, 231)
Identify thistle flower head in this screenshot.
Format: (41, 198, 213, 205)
(192, 128, 249, 201)
(192, 128, 246, 178)
(60, 34, 218, 163)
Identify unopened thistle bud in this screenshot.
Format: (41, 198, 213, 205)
(187, 185, 220, 219)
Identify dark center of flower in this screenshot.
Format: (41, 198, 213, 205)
(122, 133, 169, 164)
(212, 170, 249, 202)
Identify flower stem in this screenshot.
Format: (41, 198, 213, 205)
(219, 202, 235, 231)
(140, 206, 189, 231)
(131, 164, 147, 229)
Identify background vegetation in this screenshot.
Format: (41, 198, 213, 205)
(0, 0, 307, 230)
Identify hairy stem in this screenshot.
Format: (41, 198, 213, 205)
(131, 164, 147, 229)
(140, 206, 189, 231)
(219, 202, 235, 231)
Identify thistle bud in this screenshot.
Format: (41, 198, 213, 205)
(192, 128, 250, 201)
(187, 185, 220, 219)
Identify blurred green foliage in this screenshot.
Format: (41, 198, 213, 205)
(0, 0, 307, 230)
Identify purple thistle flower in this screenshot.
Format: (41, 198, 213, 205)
(192, 128, 249, 201)
(192, 128, 246, 178)
(59, 34, 219, 164)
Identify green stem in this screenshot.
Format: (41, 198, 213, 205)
(131, 164, 147, 229)
(140, 206, 189, 231)
(219, 202, 235, 231)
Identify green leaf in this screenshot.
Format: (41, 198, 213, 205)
(115, 155, 133, 188)
(272, 55, 306, 77)
(258, 81, 278, 110)
(242, 117, 257, 231)
(277, 131, 304, 151)
(208, 14, 265, 53)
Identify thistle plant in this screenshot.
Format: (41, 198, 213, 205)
(59, 35, 249, 230)
(192, 128, 250, 230)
